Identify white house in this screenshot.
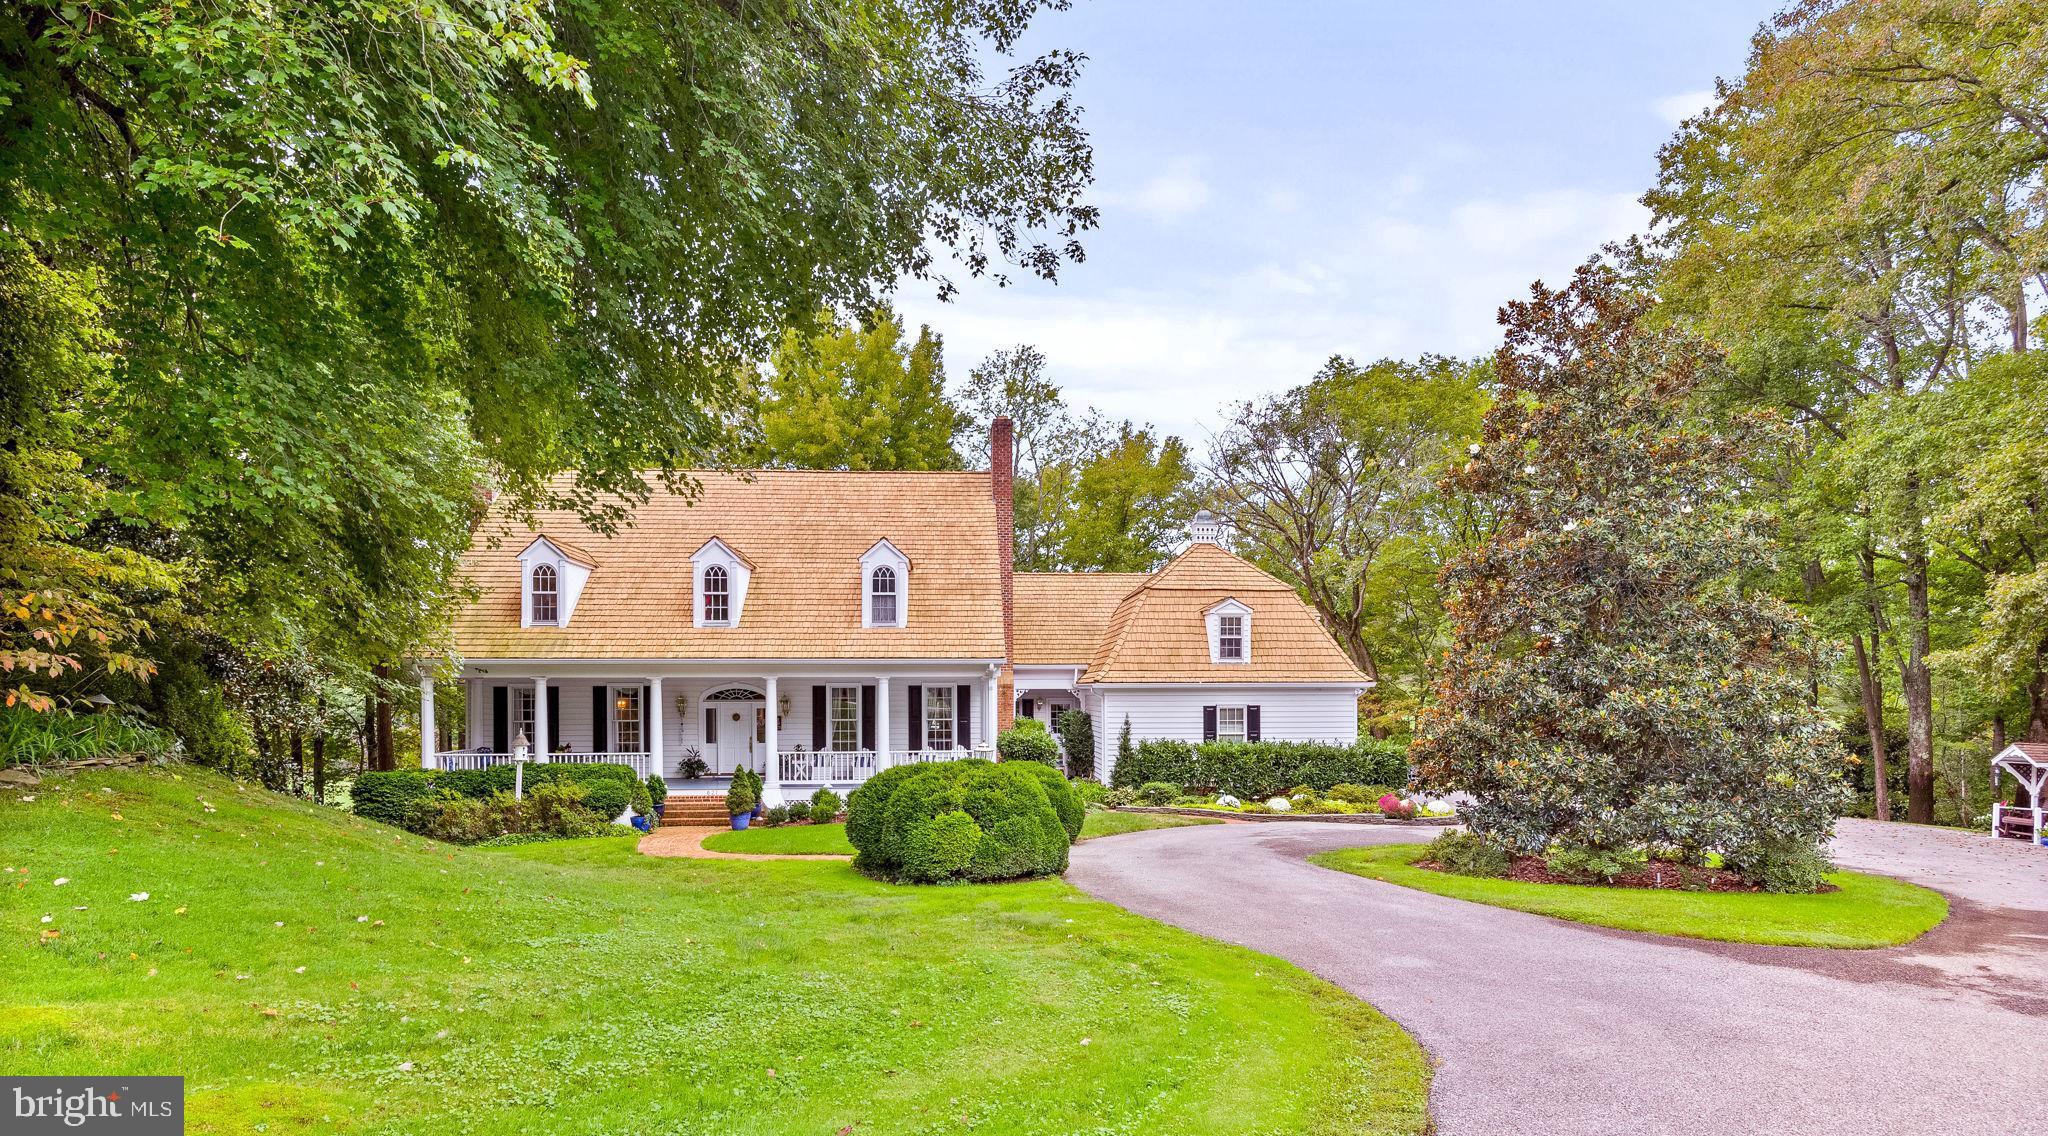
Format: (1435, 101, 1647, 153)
(423, 419, 1369, 805)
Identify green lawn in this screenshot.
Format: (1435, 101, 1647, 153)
(1311, 843, 1947, 949)
(4, 768, 1429, 1135)
(1079, 810, 1225, 841)
(701, 821, 854, 855)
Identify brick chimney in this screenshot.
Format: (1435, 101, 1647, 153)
(991, 415, 1016, 731)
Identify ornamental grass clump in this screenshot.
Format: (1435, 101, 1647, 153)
(1412, 266, 1850, 891)
(844, 759, 1078, 883)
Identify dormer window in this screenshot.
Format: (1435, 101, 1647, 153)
(702, 565, 731, 625)
(1218, 614, 1244, 660)
(691, 538, 752, 628)
(530, 565, 559, 624)
(1205, 598, 1252, 664)
(870, 567, 898, 625)
(860, 539, 910, 628)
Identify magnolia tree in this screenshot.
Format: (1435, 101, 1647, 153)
(1412, 266, 1848, 887)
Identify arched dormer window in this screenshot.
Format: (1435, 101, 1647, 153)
(870, 566, 898, 625)
(530, 564, 559, 625)
(702, 564, 731, 625)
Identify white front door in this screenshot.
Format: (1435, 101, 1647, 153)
(711, 700, 763, 774)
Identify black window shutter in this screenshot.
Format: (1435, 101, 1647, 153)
(957, 684, 973, 750)
(547, 685, 561, 752)
(593, 686, 608, 752)
(641, 686, 651, 753)
(907, 685, 923, 749)
(492, 686, 508, 753)
(1202, 705, 1218, 742)
(1246, 705, 1261, 742)
(812, 685, 828, 750)
(704, 706, 717, 745)
(861, 685, 877, 751)
(1021, 697, 1035, 719)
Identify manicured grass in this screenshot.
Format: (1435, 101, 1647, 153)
(1311, 843, 1947, 949)
(701, 821, 854, 855)
(1079, 810, 1224, 841)
(4, 768, 1430, 1135)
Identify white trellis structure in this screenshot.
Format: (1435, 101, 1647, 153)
(1990, 743, 2048, 845)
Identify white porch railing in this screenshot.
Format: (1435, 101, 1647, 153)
(776, 747, 996, 783)
(433, 751, 654, 777)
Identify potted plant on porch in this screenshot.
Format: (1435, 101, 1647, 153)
(726, 774, 757, 830)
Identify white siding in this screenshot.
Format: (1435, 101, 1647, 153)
(1087, 684, 1361, 784)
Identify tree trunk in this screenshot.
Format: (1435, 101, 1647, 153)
(312, 733, 327, 803)
(2028, 658, 2048, 742)
(290, 731, 304, 796)
(1852, 631, 1891, 822)
(372, 664, 395, 772)
(1899, 549, 1936, 825)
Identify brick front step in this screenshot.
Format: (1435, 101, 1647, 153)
(660, 794, 733, 827)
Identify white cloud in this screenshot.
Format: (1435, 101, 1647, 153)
(1106, 159, 1212, 224)
(896, 183, 1654, 445)
(1652, 89, 1716, 126)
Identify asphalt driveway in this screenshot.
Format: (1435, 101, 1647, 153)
(1067, 818, 2048, 1136)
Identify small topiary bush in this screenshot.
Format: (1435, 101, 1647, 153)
(1010, 760, 1083, 842)
(645, 773, 667, 808)
(1053, 708, 1095, 779)
(579, 778, 632, 820)
(1426, 830, 1509, 878)
(1135, 781, 1180, 806)
(996, 718, 1061, 764)
(809, 787, 844, 824)
(846, 759, 1071, 883)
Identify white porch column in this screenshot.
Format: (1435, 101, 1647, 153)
(762, 675, 783, 806)
(985, 670, 1000, 749)
(875, 676, 891, 771)
(533, 676, 549, 761)
(648, 676, 665, 781)
(419, 673, 437, 770)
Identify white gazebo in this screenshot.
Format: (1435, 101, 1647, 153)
(1990, 743, 2048, 844)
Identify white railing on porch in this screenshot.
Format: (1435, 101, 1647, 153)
(776, 747, 996, 783)
(434, 751, 655, 777)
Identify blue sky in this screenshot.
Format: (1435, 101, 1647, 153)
(896, 1, 1778, 443)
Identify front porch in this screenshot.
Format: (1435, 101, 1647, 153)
(420, 661, 1004, 806)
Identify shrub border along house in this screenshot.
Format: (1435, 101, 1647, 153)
(1110, 738, 1410, 800)
(352, 762, 648, 841)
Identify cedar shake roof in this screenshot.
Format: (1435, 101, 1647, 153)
(451, 470, 1005, 660)
(523, 534, 597, 568)
(1078, 542, 1368, 685)
(1998, 742, 2048, 765)
(1012, 572, 1149, 665)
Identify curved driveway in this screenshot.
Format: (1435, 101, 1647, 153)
(1068, 819, 2048, 1136)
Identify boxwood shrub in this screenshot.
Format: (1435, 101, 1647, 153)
(350, 770, 438, 826)
(1110, 739, 1409, 799)
(846, 759, 1073, 883)
(350, 762, 642, 829)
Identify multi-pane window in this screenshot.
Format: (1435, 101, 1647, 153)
(702, 565, 730, 624)
(870, 566, 898, 625)
(1217, 614, 1245, 661)
(1216, 705, 1248, 743)
(512, 687, 536, 750)
(614, 687, 643, 752)
(924, 685, 954, 751)
(829, 685, 860, 751)
(530, 565, 558, 624)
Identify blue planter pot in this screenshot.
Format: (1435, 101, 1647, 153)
(631, 815, 651, 833)
(729, 813, 752, 830)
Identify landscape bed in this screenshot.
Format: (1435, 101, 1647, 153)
(4, 768, 1431, 1135)
(1311, 843, 1948, 949)
(1115, 806, 1459, 827)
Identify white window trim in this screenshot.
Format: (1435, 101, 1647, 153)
(860, 539, 910, 628)
(701, 565, 732, 626)
(1205, 598, 1253, 664)
(923, 684, 955, 750)
(1215, 704, 1249, 743)
(827, 684, 862, 752)
(517, 537, 591, 628)
(613, 686, 644, 752)
(529, 564, 559, 625)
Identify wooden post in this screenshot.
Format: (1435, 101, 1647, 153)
(762, 675, 782, 807)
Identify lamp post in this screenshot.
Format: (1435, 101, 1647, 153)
(512, 729, 531, 800)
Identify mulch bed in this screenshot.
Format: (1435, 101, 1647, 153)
(1418, 855, 1839, 894)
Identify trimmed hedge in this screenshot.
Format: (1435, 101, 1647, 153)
(1110, 739, 1410, 799)
(846, 759, 1073, 883)
(1013, 761, 1083, 842)
(996, 718, 1060, 764)
(350, 762, 642, 829)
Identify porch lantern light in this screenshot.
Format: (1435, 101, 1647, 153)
(512, 730, 531, 800)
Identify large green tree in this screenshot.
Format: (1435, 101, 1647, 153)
(1207, 354, 1489, 723)
(752, 311, 967, 471)
(1414, 266, 1847, 884)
